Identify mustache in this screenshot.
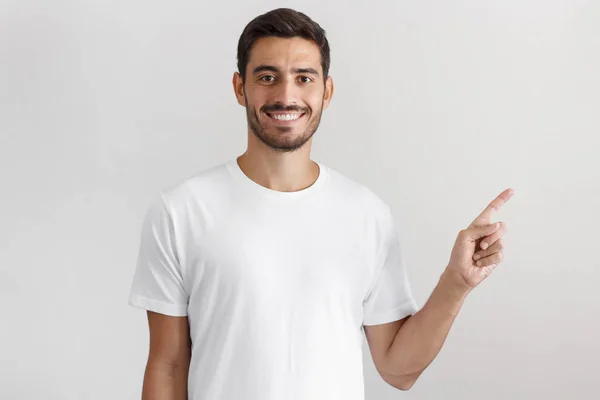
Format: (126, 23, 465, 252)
(262, 104, 307, 113)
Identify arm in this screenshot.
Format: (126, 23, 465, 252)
(366, 269, 470, 390)
(365, 189, 513, 391)
(142, 311, 192, 400)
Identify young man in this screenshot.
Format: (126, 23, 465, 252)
(128, 8, 514, 400)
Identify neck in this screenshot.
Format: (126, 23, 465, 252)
(236, 147, 319, 193)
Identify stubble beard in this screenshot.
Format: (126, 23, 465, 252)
(245, 93, 324, 153)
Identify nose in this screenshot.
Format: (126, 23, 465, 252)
(272, 77, 300, 106)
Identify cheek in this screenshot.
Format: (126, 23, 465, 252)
(243, 88, 264, 107)
(306, 90, 325, 110)
(246, 98, 263, 114)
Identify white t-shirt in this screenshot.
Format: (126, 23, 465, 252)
(128, 158, 419, 400)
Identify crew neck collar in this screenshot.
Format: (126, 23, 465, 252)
(225, 157, 329, 201)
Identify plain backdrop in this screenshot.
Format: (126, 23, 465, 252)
(1, 0, 599, 399)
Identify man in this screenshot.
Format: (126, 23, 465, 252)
(128, 7, 514, 400)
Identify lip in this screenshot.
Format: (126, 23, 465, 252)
(264, 111, 306, 125)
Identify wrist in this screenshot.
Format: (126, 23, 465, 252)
(440, 268, 473, 300)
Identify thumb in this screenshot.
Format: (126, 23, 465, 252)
(463, 223, 500, 241)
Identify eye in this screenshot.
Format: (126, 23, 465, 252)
(259, 75, 276, 82)
(298, 76, 313, 83)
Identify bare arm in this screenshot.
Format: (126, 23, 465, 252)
(365, 269, 470, 390)
(142, 311, 191, 400)
(365, 189, 513, 391)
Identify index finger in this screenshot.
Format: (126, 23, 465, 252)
(470, 188, 515, 227)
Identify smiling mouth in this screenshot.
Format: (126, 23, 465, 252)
(265, 112, 306, 123)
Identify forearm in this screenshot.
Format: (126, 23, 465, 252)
(142, 361, 189, 400)
(384, 269, 471, 387)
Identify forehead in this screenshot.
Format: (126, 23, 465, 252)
(247, 36, 322, 71)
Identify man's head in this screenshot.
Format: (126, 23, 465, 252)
(233, 8, 334, 153)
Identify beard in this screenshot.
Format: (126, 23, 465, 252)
(245, 93, 324, 153)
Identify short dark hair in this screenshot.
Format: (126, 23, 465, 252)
(236, 8, 331, 81)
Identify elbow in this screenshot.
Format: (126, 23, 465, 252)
(390, 379, 415, 391)
(394, 380, 415, 391)
(383, 370, 421, 391)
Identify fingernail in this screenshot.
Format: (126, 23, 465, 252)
(476, 261, 482, 266)
(481, 242, 488, 250)
(473, 254, 481, 260)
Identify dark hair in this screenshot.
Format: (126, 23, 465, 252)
(236, 8, 330, 82)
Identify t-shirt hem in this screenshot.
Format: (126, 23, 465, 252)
(362, 299, 419, 326)
(128, 294, 188, 317)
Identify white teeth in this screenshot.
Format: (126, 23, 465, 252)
(270, 113, 301, 121)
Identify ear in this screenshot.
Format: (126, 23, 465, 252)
(322, 75, 334, 110)
(232, 72, 246, 107)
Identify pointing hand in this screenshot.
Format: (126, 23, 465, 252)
(445, 188, 515, 291)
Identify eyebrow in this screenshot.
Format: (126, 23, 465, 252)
(252, 65, 320, 76)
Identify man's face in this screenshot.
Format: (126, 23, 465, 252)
(233, 36, 334, 152)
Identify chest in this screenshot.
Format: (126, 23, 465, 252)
(182, 204, 377, 311)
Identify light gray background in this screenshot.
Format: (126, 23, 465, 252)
(1, 0, 598, 399)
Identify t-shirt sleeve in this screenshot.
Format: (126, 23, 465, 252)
(128, 194, 189, 317)
(362, 207, 419, 326)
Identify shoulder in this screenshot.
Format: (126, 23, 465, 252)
(157, 161, 230, 210)
(324, 164, 393, 220)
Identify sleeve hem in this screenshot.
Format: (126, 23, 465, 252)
(362, 299, 419, 326)
(128, 294, 188, 317)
